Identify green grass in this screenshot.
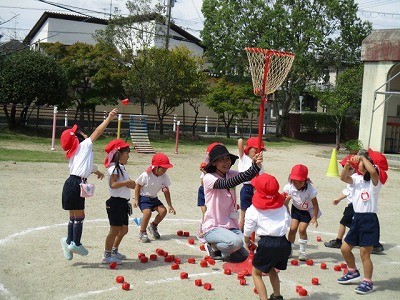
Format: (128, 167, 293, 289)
(0, 128, 308, 163)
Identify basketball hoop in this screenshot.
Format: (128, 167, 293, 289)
(222, 48, 294, 274)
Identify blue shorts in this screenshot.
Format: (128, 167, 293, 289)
(252, 235, 291, 273)
(106, 197, 129, 226)
(62, 175, 85, 210)
(290, 205, 311, 223)
(240, 184, 254, 210)
(344, 213, 380, 247)
(197, 185, 205, 206)
(138, 196, 164, 211)
(340, 204, 354, 228)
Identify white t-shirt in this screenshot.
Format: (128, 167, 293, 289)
(283, 182, 318, 211)
(350, 173, 382, 213)
(107, 163, 131, 200)
(244, 205, 291, 237)
(69, 138, 93, 179)
(237, 154, 264, 184)
(342, 184, 354, 205)
(136, 171, 171, 198)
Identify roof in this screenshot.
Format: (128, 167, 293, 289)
(361, 29, 400, 62)
(0, 39, 26, 55)
(23, 11, 203, 48)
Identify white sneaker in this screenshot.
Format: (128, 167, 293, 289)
(112, 251, 126, 260)
(101, 256, 123, 264)
(298, 252, 307, 261)
(60, 238, 73, 260)
(139, 231, 150, 243)
(68, 242, 89, 256)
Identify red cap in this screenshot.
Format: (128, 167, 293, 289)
(60, 124, 79, 159)
(289, 164, 308, 181)
(104, 139, 131, 167)
(244, 137, 265, 155)
(147, 153, 173, 172)
(368, 148, 388, 184)
(121, 98, 129, 106)
(206, 142, 223, 155)
(251, 174, 284, 210)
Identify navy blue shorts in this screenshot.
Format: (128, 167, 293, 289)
(106, 197, 129, 226)
(340, 204, 354, 228)
(240, 184, 254, 210)
(344, 213, 380, 247)
(139, 196, 164, 211)
(252, 235, 291, 273)
(290, 205, 311, 223)
(197, 185, 205, 206)
(62, 175, 85, 210)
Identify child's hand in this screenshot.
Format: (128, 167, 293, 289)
(126, 179, 136, 189)
(247, 241, 257, 251)
(310, 217, 318, 228)
(253, 152, 263, 167)
(94, 170, 105, 180)
(108, 108, 118, 119)
(332, 199, 341, 205)
(133, 199, 138, 208)
(168, 205, 176, 215)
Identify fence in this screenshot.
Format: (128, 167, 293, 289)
(0, 105, 276, 137)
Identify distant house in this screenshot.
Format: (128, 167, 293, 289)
(23, 12, 204, 56)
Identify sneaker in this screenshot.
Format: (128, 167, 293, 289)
(60, 238, 73, 260)
(112, 251, 126, 260)
(68, 242, 89, 256)
(337, 269, 361, 284)
(139, 231, 150, 243)
(269, 294, 284, 300)
(355, 280, 373, 294)
(205, 243, 222, 260)
(372, 244, 384, 254)
(324, 239, 342, 249)
(101, 256, 123, 264)
(298, 252, 307, 261)
(228, 250, 248, 263)
(148, 223, 161, 239)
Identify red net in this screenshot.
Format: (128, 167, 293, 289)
(245, 48, 295, 96)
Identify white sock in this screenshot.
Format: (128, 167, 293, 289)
(299, 239, 307, 253)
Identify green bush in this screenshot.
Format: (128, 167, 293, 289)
(343, 139, 363, 152)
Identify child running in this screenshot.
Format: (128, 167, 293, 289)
(283, 164, 320, 261)
(244, 173, 292, 300)
(60, 108, 118, 260)
(337, 149, 388, 295)
(134, 153, 176, 242)
(237, 137, 265, 231)
(101, 139, 136, 264)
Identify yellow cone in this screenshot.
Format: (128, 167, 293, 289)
(326, 148, 339, 177)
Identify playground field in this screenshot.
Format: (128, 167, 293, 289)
(1, 144, 399, 300)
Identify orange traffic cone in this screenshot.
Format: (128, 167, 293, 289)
(326, 148, 339, 177)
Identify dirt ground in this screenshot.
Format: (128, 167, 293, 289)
(0, 144, 399, 300)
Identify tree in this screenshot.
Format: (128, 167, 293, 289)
(42, 42, 127, 130)
(311, 65, 363, 149)
(201, 0, 372, 137)
(0, 50, 68, 129)
(124, 46, 208, 134)
(204, 78, 255, 138)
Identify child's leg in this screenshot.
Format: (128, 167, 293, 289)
(153, 205, 167, 225)
(341, 241, 356, 268)
(71, 210, 85, 246)
(105, 226, 120, 252)
(252, 266, 268, 300)
(298, 222, 308, 240)
(239, 208, 246, 232)
(288, 219, 300, 243)
(269, 268, 281, 298)
(112, 225, 128, 249)
(140, 209, 152, 231)
(337, 224, 346, 240)
(360, 246, 373, 279)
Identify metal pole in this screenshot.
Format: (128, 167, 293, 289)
(51, 106, 58, 150)
(117, 114, 122, 139)
(174, 120, 180, 154)
(165, 0, 173, 50)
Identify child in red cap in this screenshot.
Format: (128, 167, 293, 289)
(283, 164, 320, 261)
(101, 139, 136, 265)
(237, 137, 265, 231)
(134, 153, 176, 242)
(59, 108, 118, 260)
(244, 173, 291, 300)
(337, 149, 388, 295)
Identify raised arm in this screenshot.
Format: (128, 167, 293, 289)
(89, 108, 118, 143)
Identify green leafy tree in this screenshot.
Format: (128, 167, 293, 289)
(124, 46, 208, 135)
(204, 78, 255, 138)
(311, 65, 363, 149)
(42, 42, 127, 129)
(0, 50, 68, 129)
(201, 0, 371, 137)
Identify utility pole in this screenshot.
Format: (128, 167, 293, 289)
(165, 0, 175, 50)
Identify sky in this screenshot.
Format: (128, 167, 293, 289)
(1, 0, 400, 42)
